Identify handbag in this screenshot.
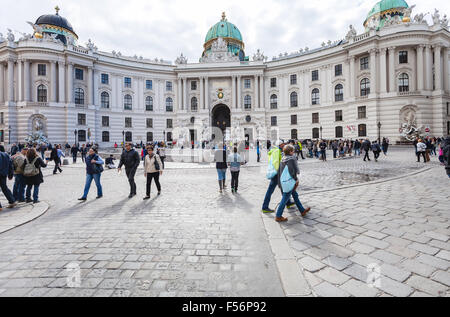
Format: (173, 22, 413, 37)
(280, 166, 296, 194)
(154, 155, 160, 171)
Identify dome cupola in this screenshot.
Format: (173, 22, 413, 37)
(34, 6, 78, 45)
(364, 0, 410, 31)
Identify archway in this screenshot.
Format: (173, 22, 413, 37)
(212, 104, 231, 132)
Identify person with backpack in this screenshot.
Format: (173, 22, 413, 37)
(262, 141, 294, 213)
(22, 148, 47, 204)
(78, 148, 104, 201)
(0, 145, 17, 211)
(275, 144, 311, 222)
(228, 147, 244, 193)
(12, 147, 28, 203)
(143, 145, 163, 200)
(372, 141, 382, 162)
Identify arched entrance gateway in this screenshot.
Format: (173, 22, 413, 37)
(211, 104, 231, 141)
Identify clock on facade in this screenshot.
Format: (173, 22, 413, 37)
(246, 115, 251, 123)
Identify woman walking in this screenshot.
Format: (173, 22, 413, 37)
(215, 143, 228, 193)
(23, 148, 47, 204)
(228, 147, 244, 193)
(143, 146, 163, 200)
(78, 148, 104, 201)
(275, 145, 311, 222)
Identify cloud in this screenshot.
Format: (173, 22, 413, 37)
(1, 0, 449, 62)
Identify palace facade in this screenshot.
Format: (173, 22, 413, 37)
(0, 0, 449, 146)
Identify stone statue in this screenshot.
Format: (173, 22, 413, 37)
(0, 33, 5, 43)
(345, 25, 357, 41)
(403, 5, 416, 19)
(7, 29, 15, 42)
(26, 21, 44, 37)
(175, 53, 188, 64)
(441, 15, 448, 28)
(327, 40, 332, 46)
(432, 9, 441, 26)
(253, 49, 265, 61)
(66, 35, 76, 45)
(201, 37, 239, 63)
(86, 39, 96, 50)
(413, 13, 425, 23)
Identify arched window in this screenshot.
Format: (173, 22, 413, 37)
(75, 88, 84, 105)
(360, 78, 370, 96)
(124, 94, 132, 110)
(145, 96, 153, 111)
(270, 94, 278, 109)
(125, 131, 133, 142)
(358, 124, 367, 137)
(291, 129, 298, 140)
(191, 97, 198, 112)
(37, 85, 47, 102)
(335, 84, 344, 102)
(312, 88, 320, 105)
(398, 73, 409, 92)
(290, 92, 298, 108)
(312, 128, 320, 139)
(166, 97, 173, 112)
(101, 92, 109, 109)
(335, 126, 343, 138)
(102, 131, 110, 143)
(244, 95, 252, 110)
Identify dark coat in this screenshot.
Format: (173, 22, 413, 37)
(23, 157, 47, 185)
(118, 149, 140, 171)
(71, 147, 79, 156)
(215, 149, 228, 170)
(443, 138, 450, 175)
(362, 140, 371, 151)
(0, 152, 13, 178)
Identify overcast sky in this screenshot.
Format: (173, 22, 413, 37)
(1, 0, 449, 63)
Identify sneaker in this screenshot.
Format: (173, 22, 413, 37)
(96, 196, 103, 199)
(26, 198, 33, 203)
(301, 207, 311, 217)
(128, 194, 136, 199)
(7, 202, 17, 208)
(143, 196, 150, 200)
(157, 192, 161, 196)
(33, 200, 40, 204)
(275, 217, 288, 222)
(287, 204, 296, 209)
(78, 197, 87, 201)
(262, 208, 275, 213)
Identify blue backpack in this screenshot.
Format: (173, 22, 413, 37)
(280, 165, 296, 193)
(266, 157, 277, 179)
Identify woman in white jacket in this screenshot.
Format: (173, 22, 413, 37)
(416, 139, 427, 163)
(143, 146, 163, 200)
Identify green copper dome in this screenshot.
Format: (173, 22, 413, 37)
(365, 0, 409, 25)
(205, 13, 243, 44)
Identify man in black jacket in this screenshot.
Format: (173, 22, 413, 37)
(118, 143, 141, 198)
(0, 145, 17, 210)
(362, 139, 372, 162)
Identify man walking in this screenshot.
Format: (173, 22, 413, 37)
(0, 145, 17, 211)
(319, 140, 327, 162)
(372, 141, 381, 162)
(51, 144, 64, 174)
(362, 139, 371, 162)
(12, 147, 28, 202)
(118, 143, 141, 198)
(71, 144, 79, 164)
(228, 147, 244, 193)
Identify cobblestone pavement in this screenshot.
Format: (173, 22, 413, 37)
(0, 147, 448, 297)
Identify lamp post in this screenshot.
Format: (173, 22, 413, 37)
(320, 126, 323, 140)
(377, 122, 382, 143)
(74, 129, 78, 145)
(163, 130, 166, 143)
(8, 125, 11, 145)
(122, 130, 125, 147)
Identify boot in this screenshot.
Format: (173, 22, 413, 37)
(219, 180, 223, 192)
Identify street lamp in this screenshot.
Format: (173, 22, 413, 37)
(163, 130, 166, 142)
(122, 130, 125, 147)
(74, 129, 78, 145)
(377, 122, 382, 143)
(320, 126, 323, 139)
(8, 125, 11, 145)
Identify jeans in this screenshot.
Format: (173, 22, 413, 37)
(217, 169, 227, 181)
(374, 151, 380, 160)
(53, 158, 62, 174)
(126, 168, 137, 195)
(146, 172, 161, 196)
(276, 190, 306, 218)
(262, 177, 293, 210)
(320, 150, 327, 161)
(82, 173, 103, 198)
(231, 171, 239, 190)
(0, 175, 15, 206)
(72, 155, 77, 163)
(333, 149, 337, 158)
(355, 149, 361, 156)
(26, 184, 40, 202)
(13, 174, 26, 202)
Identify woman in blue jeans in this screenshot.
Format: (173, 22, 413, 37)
(215, 144, 228, 193)
(23, 148, 47, 204)
(276, 145, 311, 222)
(78, 148, 104, 201)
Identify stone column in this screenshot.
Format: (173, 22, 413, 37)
(388, 47, 396, 93)
(379, 48, 387, 93)
(255, 75, 259, 108)
(327, 66, 333, 103)
(17, 60, 23, 102)
(88, 67, 93, 105)
(232, 76, 236, 109)
(259, 75, 264, 109)
(58, 61, 65, 103)
(425, 45, 433, 91)
(7, 59, 14, 103)
(51, 61, 57, 102)
(200, 77, 204, 110)
(370, 49, 378, 95)
(67, 62, 73, 103)
(24, 60, 30, 102)
(349, 56, 355, 97)
(416, 45, 425, 91)
(116, 75, 122, 110)
(177, 78, 182, 111)
(205, 77, 209, 110)
(410, 48, 417, 92)
(93, 68, 99, 106)
(0, 62, 4, 103)
(183, 77, 187, 111)
(444, 47, 449, 93)
(237, 76, 242, 109)
(433, 45, 442, 91)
